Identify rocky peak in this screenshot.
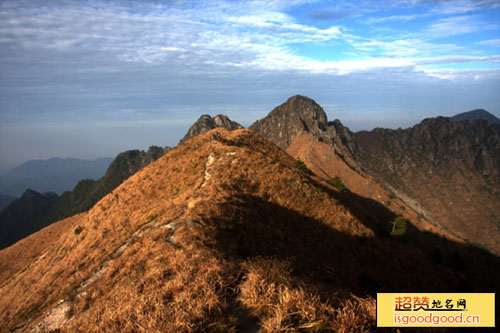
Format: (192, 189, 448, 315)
(181, 114, 243, 142)
(250, 95, 358, 169)
(249, 95, 329, 150)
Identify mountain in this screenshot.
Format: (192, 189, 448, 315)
(251, 96, 500, 255)
(0, 189, 59, 250)
(452, 109, 500, 125)
(249, 95, 358, 169)
(0, 146, 169, 250)
(0, 157, 113, 197)
(251, 95, 457, 241)
(1, 128, 499, 331)
(354, 117, 500, 255)
(181, 114, 243, 142)
(0, 194, 15, 211)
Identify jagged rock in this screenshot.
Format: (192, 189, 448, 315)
(182, 114, 243, 142)
(250, 95, 358, 168)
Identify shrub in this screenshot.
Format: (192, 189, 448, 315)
(74, 226, 83, 235)
(328, 176, 347, 192)
(390, 216, 407, 236)
(295, 159, 310, 174)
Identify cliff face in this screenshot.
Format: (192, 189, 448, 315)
(181, 114, 243, 142)
(354, 117, 500, 254)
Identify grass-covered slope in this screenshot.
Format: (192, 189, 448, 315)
(1, 129, 498, 332)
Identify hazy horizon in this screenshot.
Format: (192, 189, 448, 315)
(1, 0, 499, 173)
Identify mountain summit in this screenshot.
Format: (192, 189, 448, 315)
(250, 95, 357, 167)
(181, 114, 242, 142)
(250, 95, 328, 150)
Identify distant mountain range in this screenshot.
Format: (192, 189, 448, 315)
(452, 109, 500, 124)
(0, 147, 168, 250)
(0, 157, 113, 197)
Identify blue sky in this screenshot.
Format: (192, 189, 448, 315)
(0, 0, 499, 173)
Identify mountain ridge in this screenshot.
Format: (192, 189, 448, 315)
(2, 128, 499, 332)
(0, 146, 169, 250)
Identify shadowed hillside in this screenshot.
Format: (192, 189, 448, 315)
(1, 129, 498, 332)
(0, 146, 169, 251)
(250, 95, 500, 256)
(354, 117, 500, 255)
(0, 190, 59, 250)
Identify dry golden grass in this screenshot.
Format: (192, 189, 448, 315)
(287, 132, 459, 240)
(238, 257, 376, 332)
(0, 128, 499, 332)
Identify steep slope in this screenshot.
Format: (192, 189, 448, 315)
(0, 157, 112, 197)
(354, 117, 500, 255)
(287, 132, 456, 240)
(45, 146, 169, 223)
(0, 190, 59, 249)
(0, 146, 169, 250)
(250, 96, 444, 238)
(181, 114, 243, 142)
(1, 129, 499, 332)
(452, 109, 500, 125)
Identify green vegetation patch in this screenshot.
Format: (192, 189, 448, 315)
(74, 226, 83, 235)
(391, 216, 407, 237)
(295, 159, 311, 174)
(328, 176, 347, 192)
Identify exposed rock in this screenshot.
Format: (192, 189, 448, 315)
(250, 95, 359, 169)
(354, 117, 500, 254)
(182, 114, 243, 142)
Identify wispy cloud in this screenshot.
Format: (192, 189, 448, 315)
(478, 38, 500, 47)
(425, 15, 498, 38)
(365, 14, 418, 24)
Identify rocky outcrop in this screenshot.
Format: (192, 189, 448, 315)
(250, 95, 358, 169)
(182, 114, 243, 142)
